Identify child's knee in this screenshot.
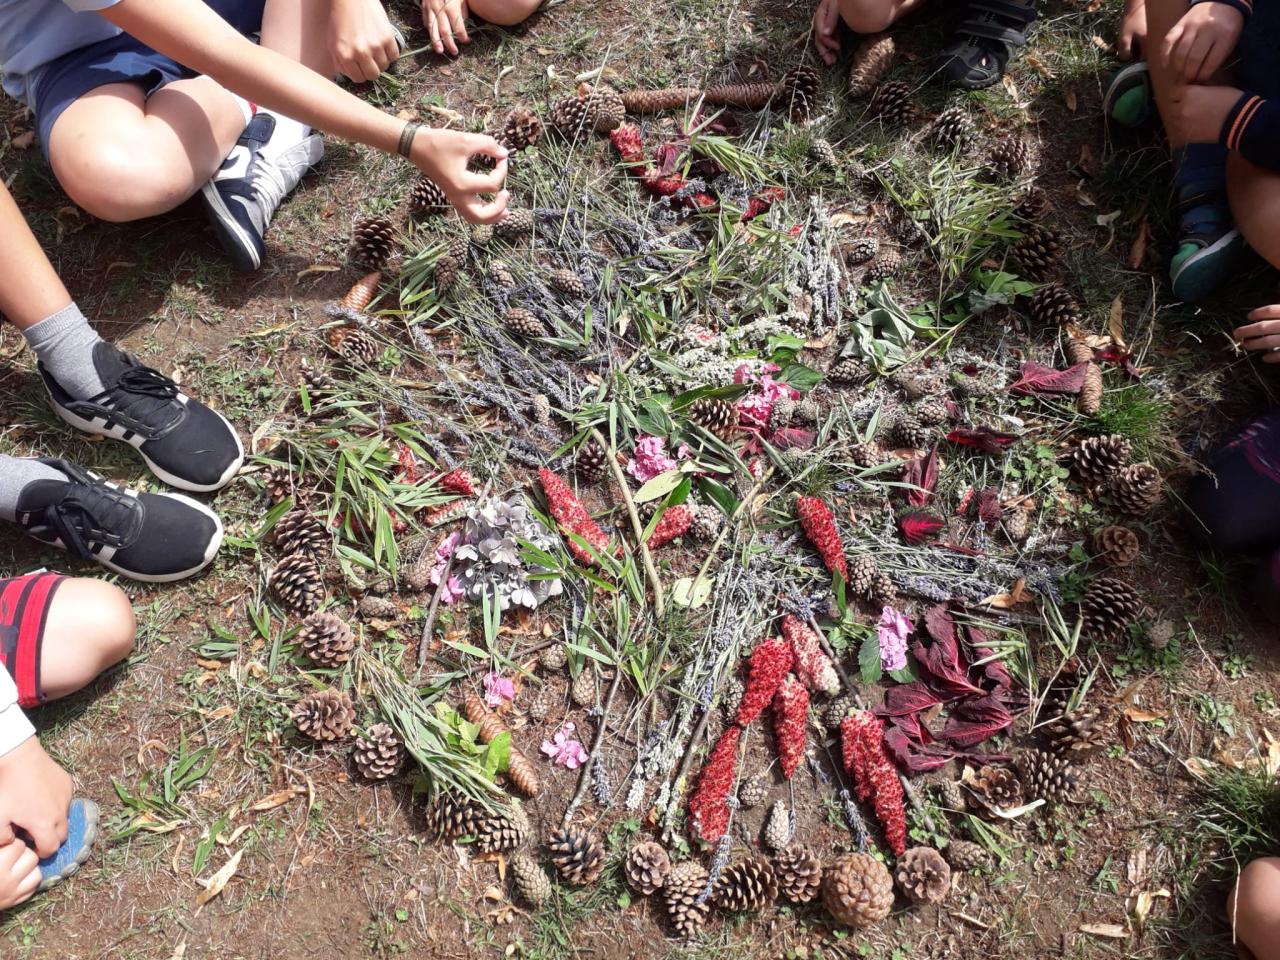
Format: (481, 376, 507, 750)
(1230, 858, 1280, 949)
(51, 141, 192, 222)
(469, 0, 541, 26)
(64, 579, 136, 669)
(837, 0, 899, 35)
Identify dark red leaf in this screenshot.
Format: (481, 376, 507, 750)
(942, 542, 985, 557)
(901, 446, 940, 507)
(939, 694, 1014, 747)
(1007, 361, 1090, 396)
(1097, 344, 1144, 379)
(975, 487, 1002, 526)
(946, 426, 1020, 454)
(876, 683, 946, 718)
(771, 426, 816, 450)
(897, 509, 944, 545)
(884, 726, 954, 772)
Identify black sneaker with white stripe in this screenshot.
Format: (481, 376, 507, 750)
(40, 342, 244, 493)
(13, 459, 223, 583)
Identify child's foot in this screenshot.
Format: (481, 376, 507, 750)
(1167, 144, 1242, 302)
(1104, 62, 1153, 128)
(40, 342, 244, 493)
(199, 112, 324, 272)
(935, 0, 1037, 89)
(37, 799, 99, 893)
(11, 459, 224, 583)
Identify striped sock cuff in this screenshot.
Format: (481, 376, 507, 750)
(1221, 92, 1280, 171)
(1191, 0, 1252, 17)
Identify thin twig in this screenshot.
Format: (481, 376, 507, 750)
(691, 466, 775, 588)
(590, 426, 665, 619)
(416, 552, 456, 673)
(562, 668, 623, 829)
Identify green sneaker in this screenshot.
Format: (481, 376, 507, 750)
(1169, 199, 1243, 302)
(1103, 62, 1152, 129)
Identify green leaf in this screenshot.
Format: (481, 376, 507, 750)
(483, 731, 511, 775)
(776, 361, 823, 393)
(698, 478, 738, 517)
(634, 469, 686, 503)
(672, 576, 713, 608)
(859, 632, 883, 684)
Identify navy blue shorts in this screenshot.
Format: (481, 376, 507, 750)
(29, 0, 265, 160)
(1238, 0, 1280, 100)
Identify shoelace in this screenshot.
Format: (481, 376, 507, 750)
(39, 485, 137, 560)
(90, 365, 180, 428)
(250, 155, 290, 229)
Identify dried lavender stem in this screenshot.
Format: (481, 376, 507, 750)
(562, 668, 623, 829)
(589, 426, 665, 619)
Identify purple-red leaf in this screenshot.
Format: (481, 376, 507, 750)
(877, 683, 946, 718)
(897, 509, 945, 545)
(771, 426, 816, 450)
(975, 487, 1002, 527)
(946, 426, 1020, 454)
(884, 726, 954, 772)
(901, 446, 940, 507)
(939, 694, 1014, 747)
(1008, 361, 1090, 396)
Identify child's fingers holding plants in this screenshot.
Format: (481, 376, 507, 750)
(455, 191, 511, 225)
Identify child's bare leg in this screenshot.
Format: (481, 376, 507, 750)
(1228, 155, 1280, 269)
(468, 0, 542, 26)
(1228, 858, 1280, 960)
(837, 0, 927, 35)
(1145, 0, 1191, 147)
(38, 579, 136, 702)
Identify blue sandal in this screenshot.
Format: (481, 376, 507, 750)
(936, 0, 1038, 90)
(36, 798, 99, 893)
(1103, 62, 1153, 128)
(1169, 192, 1244, 303)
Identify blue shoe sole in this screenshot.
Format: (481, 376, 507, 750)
(37, 798, 99, 892)
(1170, 229, 1244, 302)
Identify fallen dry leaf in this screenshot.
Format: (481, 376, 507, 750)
(1108, 295, 1127, 348)
(1024, 54, 1054, 78)
(251, 787, 301, 812)
(979, 578, 1032, 609)
(1123, 706, 1167, 723)
(1127, 216, 1149, 270)
(195, 849, 243, 906)
(1065, 90, 1078, 112)
(1079, 922, 1128, 939)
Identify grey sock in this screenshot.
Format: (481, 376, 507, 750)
(22, 304, 107, 400)
(0, 456, 65, 523)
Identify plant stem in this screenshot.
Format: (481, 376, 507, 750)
(416, 552, 456, 674)
(590, 426, 665, 619)
(691, 466, 775, 588)
(562, 668, 623, 829)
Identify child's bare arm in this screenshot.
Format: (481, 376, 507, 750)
(1118, 0, 1147, 60)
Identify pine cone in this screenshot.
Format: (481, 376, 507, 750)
(796, 394, 821, 422)
(848, 33, 895, 96)
(1017, 748, 1078, 804)
(687, 396, 737, 437)
(526, 689, 550, 722)
(1079, 363, 1103, 415)
(704, 81, 775, 109)
(895, 846, 951, 904)
(352, 722, 406, 780)
(931, 779, 964, 812)
(270, 554, 324, 615)
(713, 857, 778, 912)
(586, 87, 626, 132)
(274, 509, 330, 559)
(849, 442, 881, 468)
(575, 440, 610, 483)
(425, 792, 482, 840)
(774, 845, 823, 904)
(1028, 283, 1082, 327)
(1081, 576, 1144, 641)
(810, 137, 838, 169)
(504, 307, 547, 338)
(539, 643, 568, 671)
(869, 80, 917, 125)
(297, 611, 355, 668)
(847, 554, 879, 600)
(475, 802, 532, 853)
(349, 215, 397, 271)
(720, 675, 745, 715)
(489, 260, 517, 288)
(823, 853, 894, 928)
(1043, 702, 1114, 758)
(689, 504, 724, 541)
(626, 840, 671, 895)
(893, 414, 933, 450)
(495, 207, 535, 238)
(1009, 223, 1063, 281)
(845, 235, 879, 264)
(262, 465, 294, 504)
(779, 65, 821, 121)
(358, 594, 399, 621)
(292, 687, 355, 741)
(769, 395, 797, 431)
(1004, 505, 1031, 542)
(435, 255, 462, 294)
(621, 87, 701, 114)
(945, 839, 989, 872)
(914, 397, 950, 427)
(664, 860, 712, 938)
(1072, 433, 1132, 485)
(970, 764, 1022, 811)
(739, 777, 769, 808)
(550, 94, 591, 136)
(1091, 525, 1139, 566)
(530, 394, 552, 425)
(500, 106, 543, 152)
(510, 852, 553, 907)
(549, 267, 586, 298)
(932, 107, 974, 150)
(988, 137, 1030, 177)
(328, 325, 380, 365)
(828, 357, 870, 385)
(408, 176, 448, 219)
(570, 668, 596, 707)
(763, 800, 792, 852)
(548, 829, 605, 886)
(1015, 187, 1050, 221)
(864, 248, 902, 283)
(823, 694, 854, 731)
(299, 360, 333, 403)
(1104, 463, 1163, 515)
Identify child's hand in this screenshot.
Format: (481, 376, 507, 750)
(329, 0, 401, 83)
(0, 841, 40, 910)
(0, 737, 72, 858)
(411, 130, 510, 224)
(1162, 3, 1244, 83)
(814, 0, 842, 66)
(1235, 307, 1280, 363)
(423, 0, 471, 56)
(1117, 0, 1148, 60)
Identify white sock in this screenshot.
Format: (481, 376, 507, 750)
(257, 109, 312, 162)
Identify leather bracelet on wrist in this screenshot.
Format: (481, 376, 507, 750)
(397, 121, 423, 158)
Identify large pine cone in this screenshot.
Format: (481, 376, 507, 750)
(828, 357, 870, 385)
(475, 802, 532, 853)
(500, 106, 543, 152)
(848, 33, 895, 96)
(495, 207, 535, 238)
(576, 440, 610, 483)
(945, 839, 989, 872)
(1091, 525, 1140, 566)
(970, 764, 1022, 811)
(774, 845, 823, 904)
(275, 509, 330, 559)
(549, 267, 586, 298)
(621, 86, 701, 114)
(352, 722, 406, 780)
(895, 846, 951, 904)
(713, 857, 778, 912)
(292, 687, 355, 741)
(664, 860, 712, 938)
(328, 325, 380, 366)
(1043, 702, 1114, 759)
(626, 840, 671, 895)
(1028, 283, 1082, 327)
(823, 853, 894, 928)
(270, 554, 324, 616)
(425, 791, 481, 841)
(1009, 223, 1063, 281)
(869, 79, 917, 125)
(408, 176, 448, 219)
(687, 396, 737, 437)
(932, 107, 974, 150)
(1072, 433, 1132, 485)
(988, 137, 1030, 177)
(548, 829, 606, 886)
(1017, 748, 1078, 803)
(510, 852, 553, 907)
(297, 611, 355, 668)
(349, 215, 397, 271)
(704, 81, 774, 109)
(865, 248, 903, 283)
(504, 307, 547, 339)
(1104, 463, 1163, 515)
(778, 65, 820, 121)
(1079, 363, 1104, 415)
(1081, 576, 1143, 641)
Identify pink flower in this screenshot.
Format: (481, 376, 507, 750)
(675, 443, 692, 461)
(626, 435, 678, 483)
(483, 672, 515, 708)
(540, 722, 588, 768)
(440, 575, 464, 606)
(733, 362, 781, 385)
(734, 370, 801, 429)
(878, 606, 914, 672)
(430, 533, 464, 606)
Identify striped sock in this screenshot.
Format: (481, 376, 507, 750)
(1221, 91, 1280, 171)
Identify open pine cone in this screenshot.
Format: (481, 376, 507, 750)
(500, 106, 543, 151)
(425, 792, 481, 841)
(352, 722, 406, 780)
(262, 465, 294, 504)
(296, 611, 355, 667)
(474, 802, 532, 853)
(1028, 282, 1082, 327)
(1017, 748, 1078, 803)
(969, 764, 1023, 812)
(1043, 701, 1114, 759)
(664, 860, 712, 938)
(1091, 525, 1140, 566)
(687, 396, 737, 437)
(778, 65, 820, 121)
(1104, 463, 1163, 515)
(274, 509, 330, 559)
(1081, 576, 1144, 640)
(895, 846, 951, 904)
(349, 215, 397, 271)
(774, 845, 823, 904)
(823, 853, 894, 928)
(713, 857, 778, 912)
(575, 440, 610, 483)
(988, 137, 1030, 177)
(1072, 433, 1132, 485)
(270, 554, 324, 616)
(625, 840, 671, 895)
(847, 33, 895, 96)
(292, 688, 355, 741)
(1009, 223, 1063, 281)
(548, 829, 605, 885)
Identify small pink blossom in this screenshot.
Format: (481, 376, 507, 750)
(878, 606, 914, 672)
(431, 534, 464, 606)
(483, 672, 516, 708)
(439, 576, 464, 606)
(626, 435, 678, 482)
(733, 361, 781, 385)
(734, 371, 801, 429)
(540, 722, 588, 768)
(675, 443, 692, 461)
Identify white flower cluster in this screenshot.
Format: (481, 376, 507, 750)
(454, 496, 564, 611)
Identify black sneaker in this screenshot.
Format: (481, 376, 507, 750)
(198, 112, 324, 271)
(13, 459, 224, 583)
(40, 342, 245, 493)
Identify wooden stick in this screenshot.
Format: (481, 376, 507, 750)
(562, 668, 623, 829)
(416, 552, 456, 673)
(590, 427, 665, 619)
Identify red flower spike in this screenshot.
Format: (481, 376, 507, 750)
(687, 724, 741, 842)
(742, 186, 785, 222)
(772, 675, 810, 779)
(735, 638, 794, 727)
(795, 495, 848, 580)
(781, 614, 839, 696)
(537, 468, 611, 566)
(839, 711, 907, 856)
(395, 443, 423, 484)
(648, 504, 692, 550)
(438, 468, 474, 497)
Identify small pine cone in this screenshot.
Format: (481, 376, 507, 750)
(774, 845, 823, 904)
(810, 137, 839, 169)
(1104, 463, 1163, 515)
(274, 509, 330, 559)
(549, 267, 586, 298)
(408, 176, 448, 219)
(823, 853, 895, 928)
(297, 611, 355, 668)
(1028, 283, 1083, 327)
(664, 860, 712, 938)
(1072, 434, 1132, 485)
(539, 643, 568, 671)
(914, 398, 950, 427)
(869, 570, 897, 606)
(823, 694, 854, 731)
(575, 440, 610, 483)
(495, 207, 535, 239)
(292, 687, 355, 741)
(489, 260, 517, 288)
(763, 800, 793, 853)
(434, 255, 461, 294)
(352, 722, 407, 781)
(425, 791, 481, 840)
(847, 33, 896, 97)
(869, 79, 917, 125)
(1004, 505, 1030, 542)
(689, 504, 724, 542)
(262, 465, 294, 504)
(358, 594, 399, 621)
(548, 829, 606, 886)
(526, 689, 550, 722)
(796, 396, 821, 423)
(713, 857, 778, 913)
(738, 777, 769, 808)
(471, 223, 494, 247)
(892, 414, 933, 450)
(720, 674, 745, 715)
(864, 248, 902, 283)
(510, 853, 553, 908)
(1079, 364, 1103, 415)
(1017, 748, 1079, 804)
(474, 802, 533, 853)
(584, 87, 626, 132)
(778, 65, 821, 122)
(1043, 702, 1114, 759)
(270, 554, 324, 616)
(570, 668, 596, 707)
(444, 234, 471, 264)
(349, 215, 397, 271)
(504, 307, 547, 339)
(687, 396, 737, 437)
(1091, 525, 1140, 566)
(329, 325, 380, 365)
(1081, 576, 1144, 641)
(970, 764, 1023, 811)
(1009, 223, 1064, 281)
(501, 106, 543, 152)
(769, 395, 797, 431)
(988, 137, 1030, 177)
(1148, 619, 1176, 649)
(299, 360, 333, 401)
(1015, 187, 1050, 221)
(895, 846, 951, 904)
(828, 357, 870, 385)
(847, 554, 879, 600)
(626, 840, 671, 895)
(845, 236, 879, 264)
(935, 778, 966, 812)
(848, 442, 881, 469)
(945, 839, 990, 872)
(931, 107, 974, 150)
(530, 394, 552, 425)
